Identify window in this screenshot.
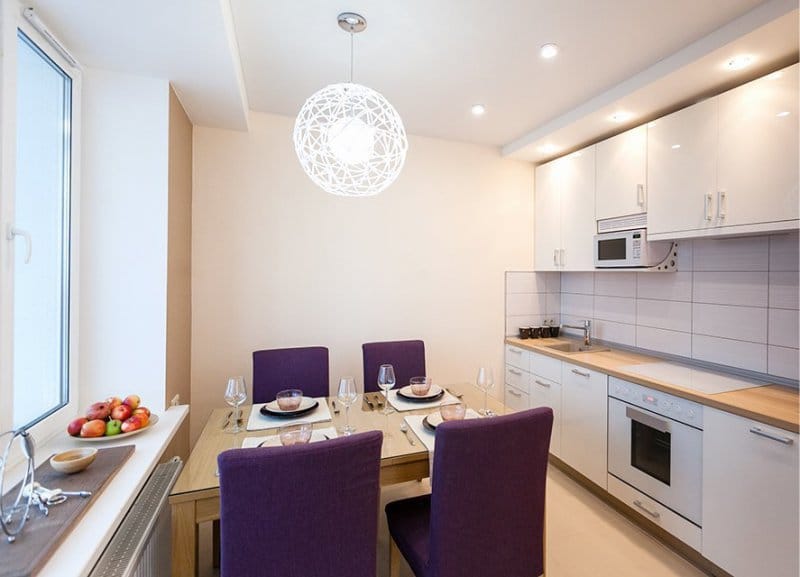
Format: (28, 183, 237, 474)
(11, 31, 73, 429)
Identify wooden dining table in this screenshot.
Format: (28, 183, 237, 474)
(169, 383, 508, 577)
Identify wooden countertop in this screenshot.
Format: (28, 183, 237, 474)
(505, 337, 799, 433)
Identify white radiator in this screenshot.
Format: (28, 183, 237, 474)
(89, 458, 183, 577)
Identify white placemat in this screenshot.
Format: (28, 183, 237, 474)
(246, 397, 332, 431)
(403, 409, 482, 452)
(387, 389, 461, 412)
(240, 426, 339, 448)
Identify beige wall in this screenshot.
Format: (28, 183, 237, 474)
(191, 112, 534, 441)
(165, 86, 193, 459)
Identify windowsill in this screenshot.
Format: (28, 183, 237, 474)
(4, 404, 188, 577)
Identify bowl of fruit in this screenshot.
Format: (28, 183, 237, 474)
(67, 395, 157, 441)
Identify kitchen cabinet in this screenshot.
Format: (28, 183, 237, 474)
(559, 362, 608, 488)
(534, 147, 596, 271)
(702, 408, 799, 577)
(530, 352, 563, 457)
(595, 125, 647, 222)
(648, 63, 799, 239)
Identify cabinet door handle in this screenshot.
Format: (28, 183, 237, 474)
(508, 368, 522, 376)
(626, 406, 670, 433)
(534, 379, 551, 388)
(749, 427, 794, 445)
(633, 500, 661, 519)
(507, 389, 522, 398)
(553, 249, 559, 267)
(717, 190, 727, 220)
(704, 193, 713, 221)
(507, 348, 522, 355)
(636, 183, 645, 207)
(571, 368, 590, 378)
(559, 249, 565, 268)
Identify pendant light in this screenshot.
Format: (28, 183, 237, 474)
(293, 12, 408, 197)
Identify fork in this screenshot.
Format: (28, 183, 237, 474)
(446, 387, 463, 399)
(365, 395, 375, 411)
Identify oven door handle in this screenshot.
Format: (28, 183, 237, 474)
(626, 406, 670, 434)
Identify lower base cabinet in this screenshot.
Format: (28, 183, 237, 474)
(530, 373, 562, 457)
(702, 408, 799, 577)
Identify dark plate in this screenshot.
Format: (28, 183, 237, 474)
(260, 400, 319, 418)
(422, 414, 443, 431)
(397, 387, 445, 403)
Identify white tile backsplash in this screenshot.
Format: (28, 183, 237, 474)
(769, 309, 799, 349)
(692, 303, 767, 343)
(692, 271, 768, 307)
(508, 234, 797, 382)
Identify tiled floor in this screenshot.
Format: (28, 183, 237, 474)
(199, 466, 708, 577)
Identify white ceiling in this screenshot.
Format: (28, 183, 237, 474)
(24, 0, 800, 157)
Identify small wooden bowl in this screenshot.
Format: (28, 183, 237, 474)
(50, 448, 98, 474)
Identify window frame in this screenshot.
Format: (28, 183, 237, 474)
(0, 4, 81, 453)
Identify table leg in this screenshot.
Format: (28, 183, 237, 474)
(172, 500, 198, 577)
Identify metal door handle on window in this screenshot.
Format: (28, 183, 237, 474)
(6, 225, 32, 264)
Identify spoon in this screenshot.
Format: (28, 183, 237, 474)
(399, 422, 416, 446)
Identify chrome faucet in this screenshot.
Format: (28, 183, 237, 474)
(563, 319, 592, 347)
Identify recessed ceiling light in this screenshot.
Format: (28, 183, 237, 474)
(725, 54, 754, 71)
(610, 111, 633, 123)
(776, 111, 791, 117)
(538, 143, 560, 154)
(671, 144, 681, 150)
(540, 43, 559, 59)
(471, 104, 486, 116)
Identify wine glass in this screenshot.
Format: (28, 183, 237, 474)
(476, 367, 495, 417)
(224, 376, 247, 433)
(337, 376, 358, 435)
(377, 364, 396, 415)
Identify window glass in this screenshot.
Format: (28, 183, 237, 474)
(12, 31, 72, 428)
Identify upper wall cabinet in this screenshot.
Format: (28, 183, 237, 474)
(648, 63, 799, 240)
(595, 125, 647, 222)
(534, 147, 596, 271)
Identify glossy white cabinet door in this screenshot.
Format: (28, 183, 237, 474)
(703, 408, 799, 577)
(718, 63, 799, 227)
(534, 160, 561, 271)
(529, 373, 562, 458)
(559, 147, 596, 270)
(647, 98, 718, 236)
(560, 362, 608, 488)
(596, 126, 647, 221)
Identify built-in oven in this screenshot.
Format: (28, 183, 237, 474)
(608, 377, 703, 526)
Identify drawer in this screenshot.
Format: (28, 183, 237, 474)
(505, 345, 529, 371)
(504, 383, 530, 412)
(608, 475, 702, 552)
(530, 351, 561, 383)
(505, 365, 529, 393)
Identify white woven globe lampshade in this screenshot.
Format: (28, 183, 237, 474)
(293, 82, 408, 197)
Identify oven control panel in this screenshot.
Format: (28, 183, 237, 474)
(609, 377, 703, 429)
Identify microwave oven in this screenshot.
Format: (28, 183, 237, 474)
(594, 229, 672, 268)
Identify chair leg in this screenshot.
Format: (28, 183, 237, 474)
(212, 519, 220, 569)
(390, 537, 401, 577)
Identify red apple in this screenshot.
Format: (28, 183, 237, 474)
(67, 417, 88, 437)
(132, 409, 149, 426)
(121, 415, 144, 434)
(111, 404, 132, 421)
(133, 406, 150, 418)
(80, 419, 106, 437)
(106, 396, 123, 410)
(86, 401, 111, 421)
(122, 395, 141, 410)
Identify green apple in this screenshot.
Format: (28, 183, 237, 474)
(105, 419, 122, 436)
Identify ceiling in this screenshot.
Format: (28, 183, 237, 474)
(26, 0, 800, 159)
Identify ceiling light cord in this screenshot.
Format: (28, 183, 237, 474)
(349, 30, 354, 83)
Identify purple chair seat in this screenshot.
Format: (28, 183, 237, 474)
(218, 430, 383, 577)
(385, 408, 553, 577)
(362, 340, 425, 392)
(252, 346, 329, 403)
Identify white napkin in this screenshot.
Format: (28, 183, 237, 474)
(246, 397, 332, 431)
(386, 388, 461, 412)
(240, 426, 339, 448)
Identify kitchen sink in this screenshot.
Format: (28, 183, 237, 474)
(543, 341, 610, 354)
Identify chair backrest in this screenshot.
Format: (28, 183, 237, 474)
(429, 408, 553, 577)
(218, 430, 383, 577)
(361, 340, 425, 392)
(252, 346, 329, 403)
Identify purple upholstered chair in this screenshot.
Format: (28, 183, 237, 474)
(362, 340, 426, 392)
(252, 346, 329, 403)
(385, 407, 553, 577)
(218, 430, 383, 577)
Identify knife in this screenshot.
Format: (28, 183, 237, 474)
(365, 395, 375, 411)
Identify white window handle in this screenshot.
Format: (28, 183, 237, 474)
(7, 225, 32, 264)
